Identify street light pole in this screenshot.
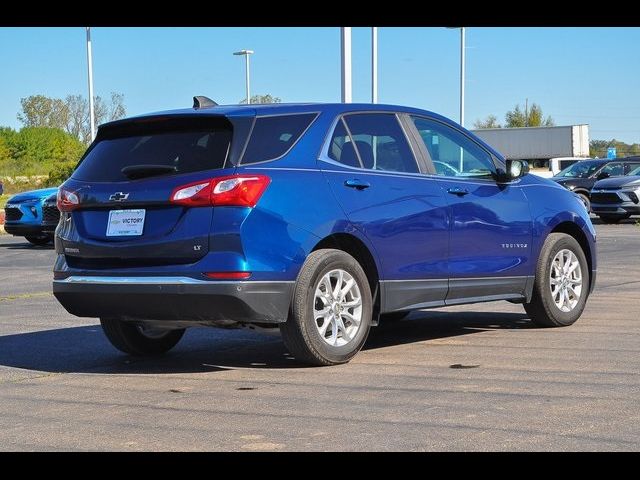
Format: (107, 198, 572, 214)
(459, 27, 465, 128)
(233, 50, 254, 104)
(86, 27, 96, 141)
(341, 27, 352, 103)
(371, 27, 378, 104)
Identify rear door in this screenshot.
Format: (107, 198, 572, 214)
(57, 115, 243, 268)
(319, 112, 450, 311)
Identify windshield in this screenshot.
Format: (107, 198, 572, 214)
(556, 160, 605, 178)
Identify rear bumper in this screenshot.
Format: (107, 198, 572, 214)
(4, 223, 56, 236)
(52, 276, 294, 324)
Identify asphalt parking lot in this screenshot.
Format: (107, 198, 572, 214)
(0, 218, 639, 451)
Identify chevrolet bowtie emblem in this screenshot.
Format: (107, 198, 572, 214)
(109, 192, 129, 201)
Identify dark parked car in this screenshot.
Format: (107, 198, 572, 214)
(552, 157, 640, 211)
(590, 164, 640, 223)
(52, 99, 596, 366)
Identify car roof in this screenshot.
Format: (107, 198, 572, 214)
(102, 102, 452, 126)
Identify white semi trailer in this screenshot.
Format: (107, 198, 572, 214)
(471, 125, 590, 177)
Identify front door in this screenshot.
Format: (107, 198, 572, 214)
(408, 115, 533, 304)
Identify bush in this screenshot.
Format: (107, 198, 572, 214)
(47, 161, 77, 186)
(0, 126, 86, 178)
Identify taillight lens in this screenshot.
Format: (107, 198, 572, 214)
(170, 181, 212, 206)
(57, 188, 79, 212)
(170, 175, 270, 207)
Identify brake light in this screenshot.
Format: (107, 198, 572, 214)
(57, 188, 79, 212)
(170, 175, 270, 207)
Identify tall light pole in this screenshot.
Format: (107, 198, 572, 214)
(233, 49, 254, 104)
(86, 27, 96, 141)
(447, 27, 466, 128)
(459, 27, 465, 128)
(340, 27, 352, 103)
(371, 27, 378, 103)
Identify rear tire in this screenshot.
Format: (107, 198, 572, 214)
(100, 318, 185, 356)
(25, 234, 52, 246)
(598, 214, 630, 224)
(280, 249, 372, 366)
(524, 233, 589, 327)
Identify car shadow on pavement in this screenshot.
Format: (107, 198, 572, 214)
(0, 241, 54, 250)
(366, 310, 531, 350)
(589, 216, 637, 225)
(0, 310, 532, 374)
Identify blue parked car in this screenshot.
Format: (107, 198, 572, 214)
(53, 99, 596, 365)
(4, 187, 59, 245)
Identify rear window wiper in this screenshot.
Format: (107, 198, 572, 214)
(121, 164, 177, 180)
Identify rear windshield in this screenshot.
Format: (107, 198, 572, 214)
(241, 113, 317, 165)
(72, 118, 232, 182)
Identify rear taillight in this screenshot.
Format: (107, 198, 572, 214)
(57, 188, 79, 212)
(170, 175, 270, 207)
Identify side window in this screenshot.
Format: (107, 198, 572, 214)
(241, 113, 317, 165)
(342, 113, 419, 173)
(624, 163, 640, 175)
(600, 162, 624, 177)
(411, 116, 496, 178)
(328, 119, 361, 168)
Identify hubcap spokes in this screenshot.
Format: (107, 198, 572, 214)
(314, 269, 362, 347)
(550, 249, 583, 313)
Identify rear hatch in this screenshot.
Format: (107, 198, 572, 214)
(57, 114, 249, 269)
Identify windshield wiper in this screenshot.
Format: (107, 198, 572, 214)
(121, 164, 177, 180)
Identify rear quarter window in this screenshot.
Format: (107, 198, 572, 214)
(240, 113, 318, 165)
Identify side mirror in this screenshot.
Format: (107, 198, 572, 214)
(597, 172, 610, 180)
(497, 159, 529, 182)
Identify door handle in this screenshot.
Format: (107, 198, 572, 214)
(344, 179, 371, 190)
(447, 187, 469, 197)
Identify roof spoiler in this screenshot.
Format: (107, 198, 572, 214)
(193, 96, 218, 109)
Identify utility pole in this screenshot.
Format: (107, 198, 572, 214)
(371, 27, 378, 104)
(341, 27, 352, 103)
(525, 98, 529, 127)
(86, 27, 96, 141)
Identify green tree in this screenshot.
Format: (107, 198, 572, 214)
(590, 139, 640, 158)
(504, 102, 554, 127)
(17, 95, 68, 129)
(473, 115, 501, 129)
(239, 94, 282, 104)
(17, 92, 127, 144)
(0, 127, 85, 177)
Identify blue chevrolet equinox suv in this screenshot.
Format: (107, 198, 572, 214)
(53, 98, 596, 366)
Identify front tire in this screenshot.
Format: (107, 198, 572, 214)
(524, 233, 589, 327)
(100, 318, 185, 356)
(25, 234, 52, 246)
(280, 249, 373, 366)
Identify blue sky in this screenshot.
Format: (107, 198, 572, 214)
(1, 27, 639, 142)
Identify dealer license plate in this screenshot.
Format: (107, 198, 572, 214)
(106, 209, 146, 237)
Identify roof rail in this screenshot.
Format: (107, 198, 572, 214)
(193, 96, 218, 109)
